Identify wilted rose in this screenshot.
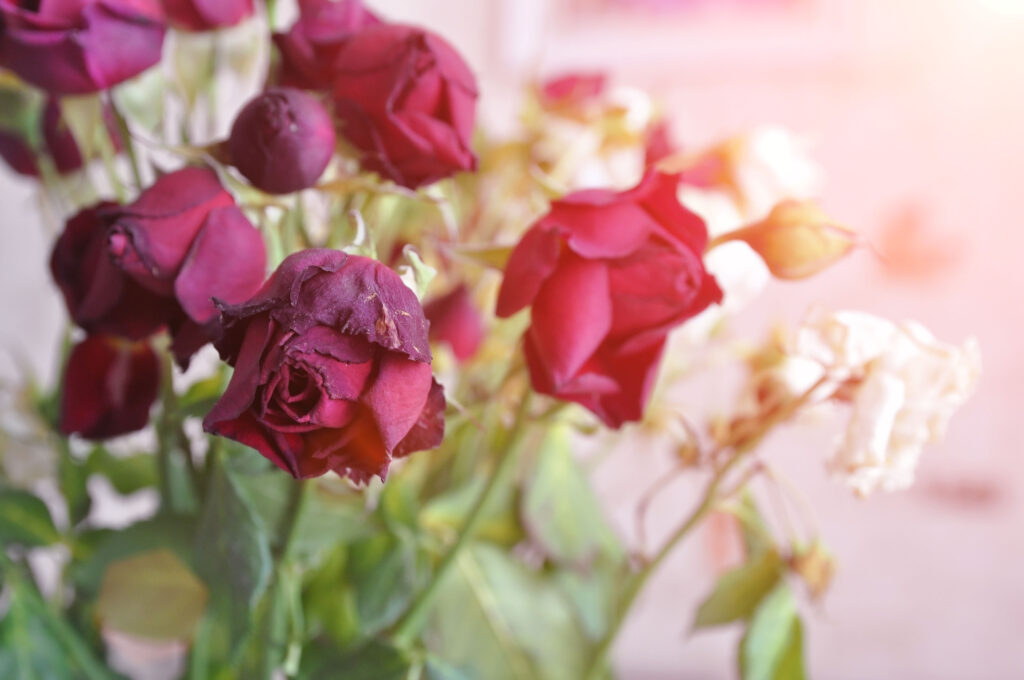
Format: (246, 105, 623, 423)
(204, 249, 445, 483)
(424, 283, 484, 362)
(59, 334, 160, 440)
(272, 0, 381, 90)
(161, 0, 253, 31)
(793, 311, 981, 496)
(0, 0, 166, 95)
(227, 87, 335, 194)
(497, 171, 722, 427)
(51, 201, 177, 340)
(329, 23, 478, 188)
(106, 166, 267, 366)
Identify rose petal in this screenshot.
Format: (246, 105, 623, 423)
(360, 353, 432, 451)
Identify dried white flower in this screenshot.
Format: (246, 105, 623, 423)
(794, 311, 981, 496)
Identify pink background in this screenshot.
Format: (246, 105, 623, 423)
(0, 0, 1019, 677)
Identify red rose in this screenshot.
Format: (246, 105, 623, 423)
(51, 201, 177, 340)
(272, 0, 381, 90)
(227, 88, 335, 194)
(59, 334, 160, 440)
(203, 249, 445, 483)
(0, 97, 122, 177)
(329, 24, 478, 188)
(0, 0, 166, 95)
(161, 0, 253, 31)
(106, 166, 267, 366)
(424, 284, 484, 362)
(496, 171, 723, 427)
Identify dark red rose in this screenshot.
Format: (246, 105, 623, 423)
(0, 128, 38, 176)
(161, 0, 253, 31)
(272, 0, 381, 90)
(59, 334, 160, 439)
(539, 72, 606, 110)
(106, 166, 267, 366)
(203, 249, 445, 483)
(0, 0, 166, 95)
(496, 171, 723, 428)
(227, 88, 335, 194)
(329, 24, 478, 188)
(424, 284, 484, 362)
(51, 201, 176, 340)
(0, 97, 122, 177)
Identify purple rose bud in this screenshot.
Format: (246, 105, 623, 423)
(227, 87, 335, 194)
(59, 335, 160, 440)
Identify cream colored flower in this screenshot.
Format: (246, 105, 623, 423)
(794, 311, 981, 496)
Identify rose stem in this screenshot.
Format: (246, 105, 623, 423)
(259, 479, 311, 679)
(390, 391, 534, 647)
(582, 375, 830, 678)
(582, 451, 745, 680)
(108, 92, 144, 191)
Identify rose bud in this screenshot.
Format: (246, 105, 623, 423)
(496, 171, 723, 428)
(59, 335, 160, 440)
(203, 249, 445, 483)
(161, 0, 254, 32)
(51, 201, 177, 340)
(424, 284, 484, 362)
(106, 166, 267, 366)
(329, 24, 478, 188)
(272, 0, 381, 90)
(714, 200, 859, 280)
(0, 0, 166, 95)
(227, 88, 335, 194)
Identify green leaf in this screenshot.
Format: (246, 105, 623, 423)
(430, 543, 589, 680)
(694, 549, 784, 629)
(232, 471, 375, 559)
(555, 556, 626, 641)
(0, 488, 60, 547)
(58, 448, 91, 527)
(520, 425, 622, 567)
(96, 548, 209, 640)
(178, 370, 228, 418)
(72, 515, 196, 594)
(421, 474, 524, 548)
(730, 492, 774, 558)
(395, 245, 437, 300)
(86, 446, 157, 495)
(0, 583, 73, 679)
(300, 640, 412, 680)
(739, 585, 806, 680)
(345, 532, 427, 635)
(194, 466, 272, 647)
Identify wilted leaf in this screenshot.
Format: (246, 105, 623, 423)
(453, 244, 514, 271)
(521, 425, 622, 567)
(97, 548, 208, 640)
(739, 585, 806, 680)
(0, 487, 60, 547)
(421, 475, 524, 547)
(194, 466, 271, 646)
(694, 549, 783, 629)
(430, 544, 589, 680)
(86, 446, 157, 495)
(300, 640, 412, 680)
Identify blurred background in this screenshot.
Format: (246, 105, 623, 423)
(1, 0, 1020, 678)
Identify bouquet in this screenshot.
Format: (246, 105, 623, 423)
(0, 1, 981, 678)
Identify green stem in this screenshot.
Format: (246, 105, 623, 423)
(582, 453, 744, 680)
(259, 479, 310, 679)
(390, 393, 534, 646)
(108, 92, 144, 190)
(156, 351, 202, 508)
